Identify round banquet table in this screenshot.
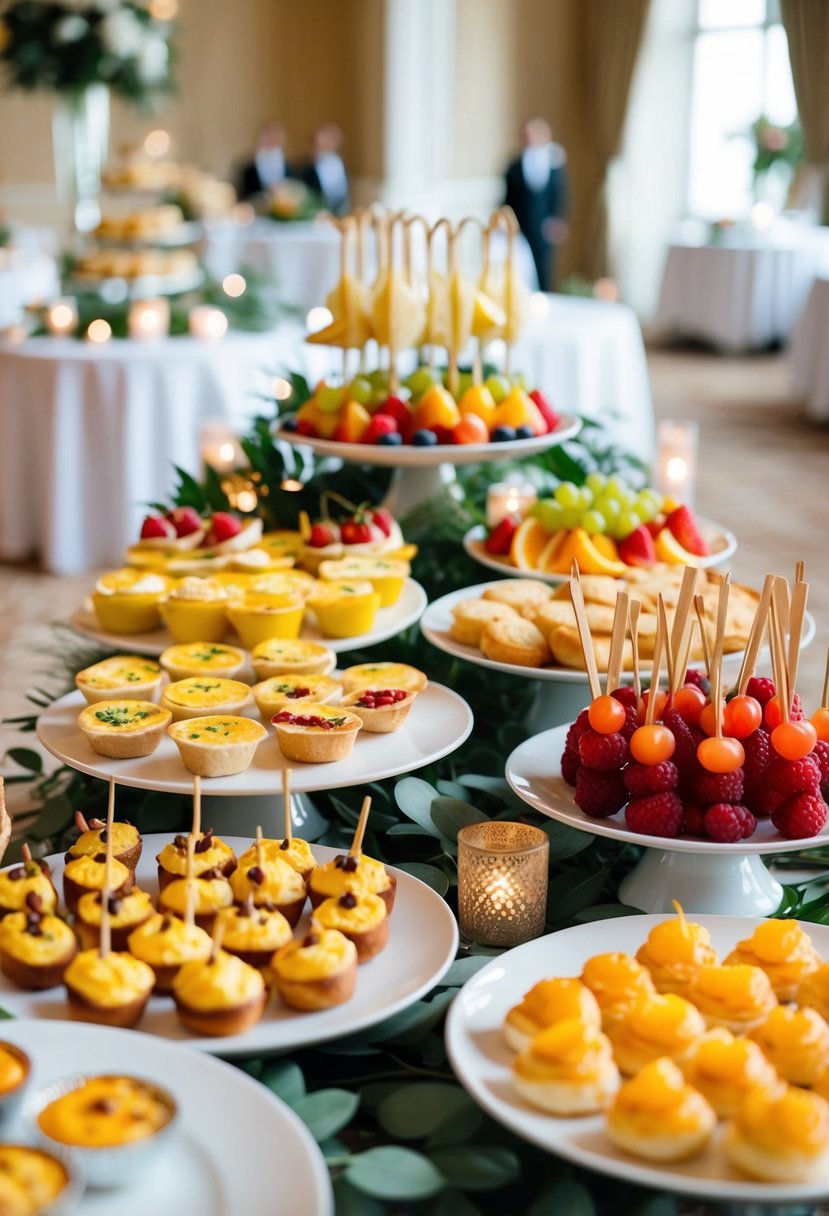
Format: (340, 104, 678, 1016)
(654, 221, 829, 352)
(0, 250, 60, 328)
(790, 275, 829, 421)
(202, 218, 342, 314)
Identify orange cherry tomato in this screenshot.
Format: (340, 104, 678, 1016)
(588, 694, 627, 736)
(771, 719, 818, 761)
(722, 694, 763, 739)
(638, 689, 667, 726)
(699, 700, 726, 738)
(453, 414, 490, 445)
(764, 696, 784, 730)
(811, 707, 829, 742)
(630, 724, 676, 765)
(672, 685, 706, 727)
(697, 736, 745, 773)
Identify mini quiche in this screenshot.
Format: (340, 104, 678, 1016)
(77, 701, 172, 758)
(318, 557, 409, 606)
(306, 580, 381, 639)
(250, 673, 342, 720)
(91, 569, 175, 634)
(340, 661, 428, 695)
(75, 655, 163, 704)
(160, 641, 245, 681)
(160, 676, 253, 721)
(168, 715, 267, 777)
(271, 704, 362, 763)
(250, 638, 336, 680)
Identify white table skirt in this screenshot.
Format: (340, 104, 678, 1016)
(654, 230, 829, 352)
(790, 276, 829, 421)
(0, 252, 60, 328)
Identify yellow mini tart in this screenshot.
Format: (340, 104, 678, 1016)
(679, 1027, 779, 1118)
(75, 888, 155, 953)
(238, 837, 315, 882)
(0, 1145, 69, 1214)
(250, 638, 336, 680)
(606, 1057, 716, 1162)
(0, 895, 77, 990)
(635, 912, 719, 1001)
(158, 873, 234, 934)
(503, 978, 602, 1053)
(272, 927, 358, 1011)
(318, 557, 409, 607)
(229, 856, 306, 925)
(259, 529, 305, 564)
(213, 902, 293, 969)
(308, 852, 396, 915)
(78, 700, 172, 759)
(173, 947, 267, 1036)
(251, 674, 342, 720)
(156, 828, 237, 890)
(607, 992, 706, 1075)
(159, 642, 245, 681)
(64, 948, 155, 1028)
(226, 592, 305, 649)
(799, 962, 829, 1023)
(725, 1085, 829, 1182)
(66, 819, 142, 872)
(0, 858, 57, 919)
(91, 570, 175, 634)
(38, 1075, 175, 1148)
(62, 854, 132, 915)
(271, 704, 362, 764)
(226, 548, 294, 575)
(307, 580, 381, 639)
(160, 577, 230, 643)
(342, 687, 417, 734)
(340, 662, 428, 695)
(513, 1018, 620, 1115)
(748, 1004, 829, 1087)
(251, 569, 317, 601)
(75, 655, 163, 704)
(127, 912, 213, 993)
(687, 963, 777, 1035)
(168, 715, 267, 777)
(0, 1043, 29, 1098)
(725, 919, 821, 1002)
(161, 676, 253, 721)
(315, 892, 388, 962)
(580, 952, 656, 1030)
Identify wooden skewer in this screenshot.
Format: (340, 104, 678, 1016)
(768, 596, 790, 723)
(100, 776, 116, 960)
(349, 796, 372, 858)
(184, 832, 196, 928)
(657, 596, 676, 697)
(772, 574, 790, 639)
(628, 600, 642, 704)
(670, 567, 699, 681)
(192, 775, 202, 842)
(796, 559, 805, 585)
(710, 574, 731, 739)
(256, 824, 265, 873)
(822, 648, 829, 711)
(645, 608, 665, 727)
(283, 768, 292, 844)
(786, 579, 808, 705)
(605, 591, 629, 696)
(568, 564, 602, 700)
(209, 917, 226, 963)
(694, 595, 712, 678)
(736, 573, 774, 695)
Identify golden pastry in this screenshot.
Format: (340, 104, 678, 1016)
(0, 852, 57, 919)
(250, 673, 342, 720)
(271, 704, 362, 763)
(0, 1146, 69, 1215)
(679, 1027, 779, 1118)
(272, 927, 357, 1011)
(725, 1085, 829, 1182)
(173, 947, 267, 1037)
(798, 961, 829, 1023)
(75, 888, 155, 953)
(480, 615, 551, 668)
(606, 1058, 716, 1161)
(725, 919, 821, 1002)
(250, 638, 336, 680)
(309, 852, 396, 915)
(0, 1043, 29, 1098)
(607, 992, 706, 1075)
(635, 906, 718, 1000)
(481, 579, 552, 617)
(62, 852, 133, 916)
(580, 952, 656, 1030)
(340, 661, 427, 695)
(158, 872, 234, 934)
(38, 1075, 174, 1147)
(75, 655, 163, 704)
(77, 700, 172, 758)
(748, 1004, 829, 1087)
(161, 677, 253, 721)
(0, 893, 76, 990)
(167, 715, 267, 777)
(64, 948, 155, 1028)
(156, 828, 237, 891)
(66, 815, 142, 872)
(238, 836, 315, 883)
(229, 855, 306, 926)
(127, 912, 212, 994)
(512, 1018, 619, 1115)
(341, 686, 418, 733)
(160, 642, 245, 681)
(503, 977, 602, 1053)
(212, 901, 293, 970)
(450, 599, 518, 647)
(314, 892, 388, 962)
(687, 964, 777, 1035)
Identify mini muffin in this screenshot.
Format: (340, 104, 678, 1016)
(748, 1005, 829, 1087)
(687, 964, 777, 1035)
(168, 715, 267, 777)
(341, 687, 416, 734)
(679, 1027, 780, 1118)
(213, 900, 293, 970)
(78, 700, 172, 759)
(157, 828, 237, 891)
(62, 853, 133, 916)
(503, 977, 602, 1053)
(606, 1057, 716, 1162)
(160, 642, 245, 681)
(229, 855, 306, 926)
(238, 837, 315, 883)
(606, 992, 706, 1075)
(251, 674, 342, 720)
(0, 1145, 70, 1215)
(513, 1018, 619, 1115)
(75, 655, 163, 704)
(309, 852, 396, 915)
(272, 927, 358, 1011)
(64, 948, 156, 1028)
(450, 599, 518, 647)
(635, 912, 719, 1001)
(226, 592, 305, 649)
(725, 1085, 829, 1182)
(250, 638, 336, 680)
(127, 912, 213, 994)
(340, 662, 427, 695)
(581, 952, 656, 1030)
(75, 888, 155, 952)
(482, 579, 552, 617)
(307, 580, 381, 639)
(173, 947, 268, 1036)
(158, 872, 234, 934)
(725, 919, 821, 1002)
(271, 705, 362, 763)
(0, 853, 57, 919)
(161, 677, 253, 722)
(480, 616, 551, 668)
(66, 815, 143, 873)
(314, 892, 388, 962)
(0, 893, 77, 989)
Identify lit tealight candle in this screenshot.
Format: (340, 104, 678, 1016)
(45, 297, 78, 338)
(654, 420, 698, 507)
(127, 298, 170, 342)
(457, 822, 549, 948)
(189, 306, 228, 340)
(222, 273, 246, 298)
(200, 420, 241, 473)
(485, 481, 538, 529)
(87, 318, 112, 344)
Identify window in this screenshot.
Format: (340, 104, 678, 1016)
(687, 0, 797, 219)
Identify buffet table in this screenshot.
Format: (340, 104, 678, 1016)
(0, 249, 59, 328)
(790, 275, 829, 422)
(202, 218, 342, 314)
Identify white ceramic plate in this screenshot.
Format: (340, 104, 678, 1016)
(69, 577, 427, 658)
(273, 414, 581, 467)
(2, 1019, 332, 1215)
(94, 221, 202, 249)
(68, 267, 204, 298)
(420, 580, 815, 686)
(506, 722, 829, 856)
(0, 837, 458, 1059)
(36, 682, 473, 796)
(446, 915, 829, 1204)
(462, 517, 738, 583)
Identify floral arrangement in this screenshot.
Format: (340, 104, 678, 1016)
(267, 179, 323, 224)
(0, 0, 176, 104)
(750, 116, 804, 180)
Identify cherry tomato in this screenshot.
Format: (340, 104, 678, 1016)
(771, 719, 818, 761)
(453, 414, 490, 445)
(638, 689, 667, 726)
(697, 736, 745, 773)
(811, 707, 829, 742)
(630, 724, 676, 765)
(764, 696, 784, 730)
(723, 694, 763, 739)
(672, 685, 706, 727)
(699, 699, 726, 738)
(588, 694, 627, 735)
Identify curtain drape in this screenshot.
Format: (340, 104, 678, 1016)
(780, 0, 829, 221)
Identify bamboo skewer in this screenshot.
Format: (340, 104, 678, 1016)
(768, 596, 790, 724)
(283, 769, 292, 844)
(709, 575, 731, 740)
(256, 824, 265, 873)
(786, 579, 808, 704)
(99, 776, 116, 960)
(349, 796, 372, 859)
(736, 573, 774, 695)
(605, 590, 629, 696)
(569, 564, 602, 701)
(657, 596, 676, 697)
(645, 609, 666, 727)
(628, 600, 641, 704)
(694, 595, 713, 678)
(192, 775, 202, 842)
(670, 567, 699, 680)
(184, 833, 196, 928)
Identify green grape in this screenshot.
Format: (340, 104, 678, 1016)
(484, 374, 511, 404)
(536, 500, 565, 532)
(370, 387, 389, 407)
(616, 510, 641, 539)
(554, 482, 581, 509)
(456, 371, 473, 396)
(560, 507, 582, 530)
(604, 476, 630, 500)
(367, 369, 390, 389)
(585, 472, 607, 495)
(617, 486, 637, 510)
(634, 491, 661, 523)
(347, 377, 373, 406)
(316, 384, 347, 414)
(596, 497, 621, 525)
(406, 367, 437, 397)
(581, 510, 607, 536)
(511, 372, 528, 389)
(577, 486, 594, 512)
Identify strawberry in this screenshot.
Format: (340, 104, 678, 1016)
(617, 525, 656, 568)
(209, 512, 243, 544)
(341, 519, 372, 545)
(485, 517, 518, 555)
(140, 514, 175, 540)
(665, 505, 709, 556)
(378, 397, 414, 442)
(167, 506, 202, 538)
(362, 414, 399, 444)
(309, 523, 337, 548)
(371, 508, 394, 538)
(529, 389, 560, 433)
(295, 419, 318, 438)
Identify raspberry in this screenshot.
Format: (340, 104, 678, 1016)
(624, 761, 679, 797)
(767, 755, 821, 797)
(742, 728, 771, 790)
(745, 676, 776, 707)
(565, 709, 592, 754)
(682, 803, 706, 836)
(682, 669, 710, 691)
(813, 739, 829, 787)
(662, 707, 700, 781)
(748, 784, 785, 819)
(574, 768, 627, 818)
(618, 704, 639, 743)
(561, 747, 580, 787)
(704, 803, 757, 842)
(625, 792, 683, 838)
(772, 792, 829, 840)
(578, 730, 629, 771)
(693, 768, 744, 805)
(611, 687, 638, 709)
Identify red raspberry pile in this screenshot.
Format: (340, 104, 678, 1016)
(355, 689, 408, 708)
(272, 712, 341, 730)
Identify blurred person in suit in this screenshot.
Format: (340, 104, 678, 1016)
(504, 118, 568, 291)
(238, 121, 294, 200)
(302, 123, 350, 216)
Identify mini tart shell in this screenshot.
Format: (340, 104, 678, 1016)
(272, 706, 362, 763)
(75, 658, 163, 705)
(78, 702, 172, 759)
(0, 926, 77, 991)
(167, 715, 267, 777)
(341, 689, 416, 734)
(340, 662, 428, 695)
(160, 679, 253, 722)
(314, 898, 389, 963)
(65, 985, 152, 1029)
(250, 675, 342, 720)
(127, 917, 213, 995)
(174, 988, 268, 1037)
(160, 643, 245, 681)
(250, 640, 336, 679)
(272, 952, 358, 1011)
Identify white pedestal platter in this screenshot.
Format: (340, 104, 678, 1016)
(505, 724, 829, 916)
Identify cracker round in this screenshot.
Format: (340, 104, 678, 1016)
(450, 599, 518, 647)
(480, 616, 551, 668)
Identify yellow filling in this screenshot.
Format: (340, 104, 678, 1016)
(252, 675, 340, 706)
(173, 948, 265, 1011)
(0, 912, 75, 963)
(163, 678, 250, 708)
(230, 857, 305, 905)
(228, 591, 303, 614)
(308, 580, 375, 606)
(160, 877, 233, 917)
(734, 1085, 829, 1155)
(68, 822, 139, 859)
(0, 1146, 67, 1209)
(690, 964, 776, 1016)
(315, 892, 386, 932)
(273, 928, 356, 981)
(251, 639, 331, 663)
(76, 656, 161, 689)
(238, 837, 315, 876)
(750, 1004, 829, 1054)
(0, 1047, 26, 1094)
(157, 834, 235, 877)
(627, 993, 706, 1048)
(64, 949, 154, 1007)
(38, 1076, 173, 1148)
(319, 558, 409, 581)
(739, 918, 815, 965)
(63, 855, 130, 892)
(310, 855, 390, 899)
(161, 643, 244, 673)
(95, 569, 171, 595)
(168, 715, 266, 745)
(341, 662, 425, 692)
(514, 1018, 615, 1081)
(127, 913, 212, 966)
(214, 906, 293, 952)
(0, 870, 56, 914)
(79, 701, 168, 734)
(77, 889, 153, 929)
(610, 1057, 713, 1134)
(581, 952, 655, 1008)
(167, 577, 227, 603)
(638, 919, 718, 969)
(508, 977, 601, 1031)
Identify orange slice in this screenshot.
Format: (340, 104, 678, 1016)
(510, 517, 552, 571)
(571, 530, 627, 577)
(655, 529, 700, 567)
(592, 534, 621, 562)
(548, 530, 584, 574)
(538, 532, 568, 572)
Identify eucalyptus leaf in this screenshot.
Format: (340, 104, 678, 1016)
(457, 774, 511, 795)
(425, 1099, 482, 1148)
(261, 1060, 305, 1106)
(345, 1146, 445, 1201)
(541, 820, 594, 861)
(429, 1146, 521, 1191)
(528, 1178, 596, 1216)
(386, 823, 436, 838)
(574, 903, 643, 922)
(436, 779, 471, 800)
(394, 777, 444, 836)
(376, 1083, 477, 1140)
(629, 1197, 677, 1216)
(331, 1177, 385, 1216)
(438, 956, 492, 986)
(430, 797, 488, 841)
(434, 1189, 483, 1216)
(547, 868, 608, 925)
(4, 748, 43, 774)
(393, 862, 450, 896)
(293, 1089, 359, 1141)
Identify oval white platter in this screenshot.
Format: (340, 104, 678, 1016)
(0, 836, 458, 1060)
(421, 580, 815, 686)
(36, 682, 473, 797)
(69, 577, 427, 658)
(462, 517, 738, 584)
(446, 915, 829, 1204)
(1, 1019, 332, 1215)
(273, 414, 581, 467)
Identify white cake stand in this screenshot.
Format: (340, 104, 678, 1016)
(274, 414, 581, 515)
(505, 723, 829, 916)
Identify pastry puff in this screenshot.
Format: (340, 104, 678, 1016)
(580, 952, 655, 1030)
(635, 905, 719, 1001)
(679, 1028, 779, 1118)
(725, 919, 821, 1002)
(606, 1058, 716, 1162)
(503, 977, 601, 1053)
(798, 962, 829, 1024)
(606, 993, 706, 1076)
(748, 1005, 829, 1087)
(687, 964, 777, 1035)
(512, 1018, 620, 1115)
(725, 1085, 829, 1183)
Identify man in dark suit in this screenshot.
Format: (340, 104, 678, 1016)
(302, 123, 350, 217)
(504, 118, 568, 292)
(238, 121, 293, 201)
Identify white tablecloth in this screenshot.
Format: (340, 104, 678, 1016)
(0, 251, 60, 328)
(0, 333, 284, 574)
(790, 276, 829, 421)
(202, 219, 341, 315)
(654, 225, 829, 352)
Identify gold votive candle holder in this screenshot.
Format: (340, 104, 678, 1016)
(457, 821, 549, 948)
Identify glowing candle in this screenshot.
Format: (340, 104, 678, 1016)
(485, 481, 538, 528)
(87, 318, 112, 344)
(127, 298, 170, 341)
(45, 297, 78, 338)
(654, 420, 698, 507)
(189, 306, 228, 340)
(200, 421, 241, 473)
(457, 822, 548, 947)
